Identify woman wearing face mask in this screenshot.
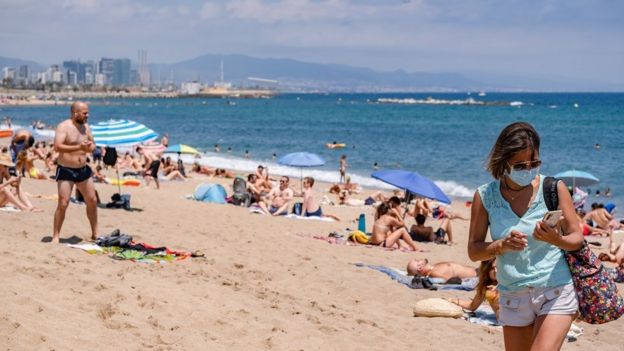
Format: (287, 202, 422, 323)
(468, 122, 583, 351)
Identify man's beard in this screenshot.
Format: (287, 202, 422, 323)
(75, 118, 86, 125)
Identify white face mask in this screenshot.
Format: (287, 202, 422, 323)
(507, 167, 539, 187)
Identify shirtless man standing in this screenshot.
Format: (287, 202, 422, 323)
(52, 101, 98, 243)
(406, 258, 477, 282)
(259, 176, 293, 216)
(136, 146, 161, 189)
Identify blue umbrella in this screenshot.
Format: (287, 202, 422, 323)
(91, 119, 158, 147)
(371, 169, 451, 204)
(278, 152, 325, 192)
(277, 152, 325, 167)
(554, 170, 599, 187)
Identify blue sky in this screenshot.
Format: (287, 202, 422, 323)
(1, 0, 622, 84)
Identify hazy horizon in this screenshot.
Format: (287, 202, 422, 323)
(1, 0, 623, 89)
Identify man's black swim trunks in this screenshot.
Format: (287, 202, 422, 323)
(55, 165, 93, 183)
(148, 160, 161, 178)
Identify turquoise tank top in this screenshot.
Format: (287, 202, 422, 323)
(477, 175, 572, 292)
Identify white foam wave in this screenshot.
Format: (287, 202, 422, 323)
(433, 180, 474, 198)
(181, 153, 475, 199)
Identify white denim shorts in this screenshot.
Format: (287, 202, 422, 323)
(499, 282, 578, 327)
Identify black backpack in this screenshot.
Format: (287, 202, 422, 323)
(103, 146, 118, 167)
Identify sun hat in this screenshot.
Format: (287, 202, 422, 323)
(0, 153, 15, 167)
(413, 298, 464, 318)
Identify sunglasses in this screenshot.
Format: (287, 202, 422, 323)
(510, 160, 542, 171)
(279, 179, 288, 183)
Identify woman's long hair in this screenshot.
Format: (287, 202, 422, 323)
(476, 259, 497, 299)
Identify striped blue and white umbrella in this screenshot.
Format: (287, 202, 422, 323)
(91, 119, 158, 147)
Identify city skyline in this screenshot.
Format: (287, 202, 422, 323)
(1, 0, 623, 89)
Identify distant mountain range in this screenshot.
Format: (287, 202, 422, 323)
(2, 54, 622, 92)
(150, 54, 483, 92)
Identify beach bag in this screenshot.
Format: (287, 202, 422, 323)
(292, 202, 303, 215)
(543, 176, 624, 324)
(103, 147, 118, 166)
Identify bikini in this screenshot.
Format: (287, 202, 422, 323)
(371, 222, 391, 247)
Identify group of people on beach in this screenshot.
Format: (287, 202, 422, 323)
(4, 104, 624, 351)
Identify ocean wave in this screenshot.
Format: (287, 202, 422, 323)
(375, 97, 523, 107)
(183, 153, 475, 200)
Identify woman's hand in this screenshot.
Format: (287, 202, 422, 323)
(499, 230, 528, 253)
(533, 220, 563, 246)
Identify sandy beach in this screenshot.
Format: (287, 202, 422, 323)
(1, 166, 623, 350)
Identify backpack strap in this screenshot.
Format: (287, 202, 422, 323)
(543, 176, 560, 211)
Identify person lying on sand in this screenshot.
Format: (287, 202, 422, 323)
(410, 214, 454, 244)
(406, 258, 477, 282)
(301, 176, 339, 221)
(215, 168, 235, 178)
(342, 176, 361, 193)
(337, 190, 388, 207)
(192, 163, 215, 176)
(258, 176, 294, 216)
(369, 202, 419, 251)
(408, 197, 433, 217)
(599, 243, 624, 266)
(448, 259, 499, 319)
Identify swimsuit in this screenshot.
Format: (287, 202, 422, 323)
(55, 165, 93, 183)
(148, 160, 161, 178)
(305, 207, 323, 217)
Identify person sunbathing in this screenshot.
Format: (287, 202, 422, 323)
(448, 259, 499, 319)
(335, 190, 387, 207)
(259, 176, 294, 216)
(369, 202, 419, 251)
(406, 258, 477, 282)
(410, 214, 454, 244)
(246, 174, 264, 202)
(255, 165, 272, 190)
(215, 168, 235, 178)
(0, 154, 41, 212)
(92, 165, 107, 183)
(301, 176, 339, 221)
(192, 163, 216, 176)
(584, 203, 619, 231)
(343, 176, 361, 193)
(599, 243, 624, 266)
(408, 197, 433, 217)
(16, 150, 47, 180)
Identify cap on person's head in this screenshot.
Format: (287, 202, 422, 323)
(0, 153, 15, 167)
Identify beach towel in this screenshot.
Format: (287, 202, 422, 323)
(464, 305, 499, 327)
(0, 205, 20, 212)
(68, 229, 192, 263)
(357, 264, 477, 291)
(284, 214, 335, 222)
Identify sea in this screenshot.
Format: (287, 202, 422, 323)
(2, 92, 623, 211)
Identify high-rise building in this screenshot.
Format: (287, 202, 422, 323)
(2, 67, 16, 80)
(17, 65, 30, 84)
(138, 50, 150, 86)
(98, 58, 115, 85)
(113, 58, 131, 85)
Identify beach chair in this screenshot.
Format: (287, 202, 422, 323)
(231, 177, 252, 207)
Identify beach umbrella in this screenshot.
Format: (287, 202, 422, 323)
(164, 144, 200, 155)
(91, 119, 158, 147)
(554, 170, 600, 188)
(277, 152, 325, 192)
(371, 169, 451, 204)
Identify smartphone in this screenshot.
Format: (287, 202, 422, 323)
(543, 210, 563, 228)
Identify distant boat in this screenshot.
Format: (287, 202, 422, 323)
(478, 91, 487, 97)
